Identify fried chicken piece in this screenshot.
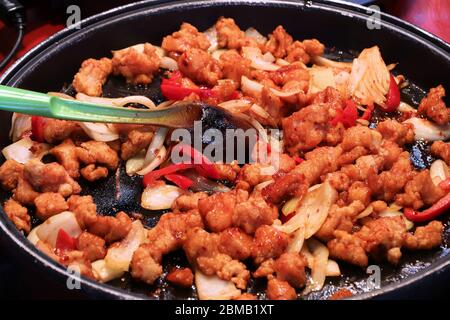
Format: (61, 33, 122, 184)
(112, 43, 160, 84)
(80, 165, 108, 182)
(262, 171, 308, 205)
(218, 227, 253, 261)
(198, 190, 240, 232)
(215, 17, 258, 49)
(13, 177, 40, 206)
(431, 141, 450, 165)
(0, 159, 23, 191)
(131, 245, 163, 284)
(73, 57, 113, 97)
(264, 26, 293, 59)
(120, 129, 154, 161)
(34, 192, 69, 220)
(340, 125, 382, 153)
(376, 119, 414, 146)
(252, 225, 289, 264)
(418, 85, 449, 125)
(286, 39, 325, 64)
(235, 163, 274, 189)
(50, 139, 80, 178)
(274, 253, 307, 288)
(266, 278, 297, 300)
(178, 48, 222, 86)
(328, 230, 369, 267)
(166, 267, 194, 287)
(42, 119, 79, 144)
(3, 198, 30, 233)
(88, 212, 132, 244)
(214, 162, 240, 182)
(172, 192, 208, 213)
(403, 221, 443, 250)
(76, 231, 107, 262)
(219, 49, 252, 84)
(60, 250, 95, 279)
(67, 195, 98, 229)
(76, 141, 119, 170)
(162, 23, 210, 57)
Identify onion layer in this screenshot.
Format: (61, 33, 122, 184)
(141, 182, 184, 210)
(195, 270, 241, 300)
(403, 117, 450, 141)
(36, 211, 82, 247)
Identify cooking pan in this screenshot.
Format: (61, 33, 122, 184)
(0, 0, 449, 300)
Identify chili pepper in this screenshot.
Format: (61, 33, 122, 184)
(360, 103, 374, 121)
(175, 144, 220, 179)
(31, 116, 45, 143)
(403, 192, 450, 223)
(143, 163, 194, 186)
(165, 173, 194, 190)
(382, 74, 400, 112)
(331, 99, 358, 128)
(294, 156, 304, 164)
(55, 229, 77, 251)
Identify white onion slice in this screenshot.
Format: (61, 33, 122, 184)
(76, 93, 156, 109)
(136, 146, 167, 176)
(104, 220, 146, 272)
(92, 259, 126, 283)
(244, 27, 267, 44)
(204, 26, 218, 52)
(403, 117, 450, 141)
(262, 52, 275, 63)
(398, 101, 417, 114)
(313, 56, 353, 70)
(308, 66, 336, 94)
(430, 159, 449, 186)
(2, 137, 50, 164)
(250, 103, 271, 121)
(241, 76, 263, 96)
(125, 150, 146, 176)
(211, 49, 227, 60)
(218, 99, 253, 113)
(195, 270, 241, 300)
(276, 58, 290, 66)
(141, 182, 183, 210)
(9, 113, 31, 142)
(79, 122, 120, 142)
(36, 211, 82, 247)
(356, 205, 374, 219)
(27, 226, 41, 245)
(160, 56, 179, 70)
(325, 259, 341, 277)
(304, 238, 329, 294)
(242, 46, 280, 71)
(143, 127, 168, 165)
(270, 87, 302, 98)
(254, 179, 274, 191)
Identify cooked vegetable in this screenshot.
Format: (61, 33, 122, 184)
(308, 66, 336, 94)
(160, 57, 179, 70)
(55, 229, 78, 251)
(31, 116, 45, 142)
(241, 76, 263, 96)
(379, 210, 414, 230)
(195, 270, 241, 300)
(242, 46, 280, 71)
(304, 239, 329, 293)
(404, 192, 450, 223)
(79, 122, 120, 142)
(313, 56, 352, 70)
(136, 146, 168, 176)
(165, 173, 194, 190)
(204, 27, 218, 52)
(382, 74, 401, 112)
(218, 99, 253, 113)
(430, 159, 449, 186)
(36, 211, 82, 247)
(2, 137, 49, 164)
(125, 150, 146, 176)
(10, 113, 31, 142)
(403, 117, 450, 141)
(75, 93, 156, 109)
(92, 259, 125, 283)
(182, 169, 231, 193)
(143, 127, 168, 165)
(244, 27, 267, 44)
(141, 182, 184, 210)
(331, 99, 358, 128)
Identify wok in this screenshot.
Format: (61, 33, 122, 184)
(0, 0, 449, 300)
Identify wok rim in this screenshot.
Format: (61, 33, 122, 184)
(0, 0, 449, 300)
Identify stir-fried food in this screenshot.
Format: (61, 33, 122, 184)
(1, 17, 449, 300)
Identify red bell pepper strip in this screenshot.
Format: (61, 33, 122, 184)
(143, 163, 194, 186)
(403, 192, 450, 223)
(165, 174, 194, 190)
(55, 229, 77, 251)
(382, 74, 400, 112)
(294, 156, 304, 164)
(360, 103, 375, 121)
(331, 99, 358, 128)
(176, 144, 220, 179)
(31, 116, 45, 143)
(438, 178, 450, 192)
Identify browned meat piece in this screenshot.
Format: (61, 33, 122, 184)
(3, 198, 30, 233)
(431, 141, 450, 165)
(198, 190, 239, 232)
(13, 177, 40, 206)
(233, 293, 258, 300)
(80, 165, 108, 182)
(88, 212, 132, 243)
(166, 267, 194, 287)
(112, 43, 160, 84)
(418, 85, 449, 125)
(395, 170, 446, 210)
(214, 162, 240, 181)
(329, 288, 353, 300)
(76, 141, 119, 170)
(266, 278, 297, 300)
(0, 159, 23, 190)
(215, 17, 258, 49)
(162, 23, 210, 57)
(131, 244, 163, 284)
(404, 221, 443, 250)
(178, 48, 222, 86)
(76, 231, 107, 262)
(262, 171, 308, 205)
(67, 195, 98, 229)
(341, 155, 385, 184)
(282, 103, 342, 154)
(172, 192, 208, 213)
(264, 26, 293, 59)
(379, 140, 403, 169)
(274, 253, 307, 288)
(34, 192, 69, 220)
(120, 129, 154, 160)
(59, 250, 95, 279)
(42, 119, 78, 144)
(219, 49, 251, 84)
(235, 163, 273, 189)
(183, 227, 250, 289)
(23, 159, 81, 197)
(376, 119, 414, 146)
(286, 39, 325, 64)
(269, 62, 310, 89)
(328, 230, 369, 267)
(73, 58, 113, 96)
(348, 182, 372, 206)
(340, 125, 381, 153)
(218, 227, 253, 260)
(50, 139, 80, 178)
(253, 259, 275, 278)
(252, 225, 289, 264)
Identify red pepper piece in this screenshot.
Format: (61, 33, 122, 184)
(438, 178, 450, 192)
(360, 103, 374, 121)
(176, 144, 220, 179)
(294, 156, 304, 164)
(165, 174, 194, 190)
(403, 192, 450, 223)
(55, 229, 77, 251)
(382, 74, 400, 112)
(331, 99, 358, 128)
(143, 163, 194, 186)
(31, 116, 45, 143)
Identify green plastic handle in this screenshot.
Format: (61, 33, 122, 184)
(0, 85, 203, 128)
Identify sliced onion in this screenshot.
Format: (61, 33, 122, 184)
(349, 46, 390, 106)
(136, 146, 167, 176)
(218, 99, 253, 113)
(242, 46, 280, 71)
(403, 117, 450, 141)
(141, 182, 184, 210)
(143, 127, 168, 166)
(398, 101, 417, 114)
(27, 226, 41, 245)
(356, 205, 374, 219)
(79, 122, 120, 142)
(76, 93, 156, 109)
(304, 238, 329, 294)
(430, 159, 449, 186)
(326, 259, 341, 277)
(286, 213, 307, 254)
(36, 211, 82, 247)
(195, 270, 241, 300)
(105, 220, 146, 272)
(313, 56, 352, 70)
(241, 76, 263, 96)
(250, 103, 271, 121)
(276, 58, 290, 66)
(204, 26, 218, 52)
(160, 56, 179, 70)
(92, 259, 126, 283)
(9, 113, 31, 142)
(308, 66, 337, 94)
(126, 150, 146, 176)
(2, 137, 50, 164)
(379, 210, 414, 230)
(262, 52, 275, 63)
(153, 45, 166, 59)
(244, 27, 267, 44)
(282, 197, 301, 216)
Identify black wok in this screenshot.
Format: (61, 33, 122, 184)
(0, 0, 449, 300)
